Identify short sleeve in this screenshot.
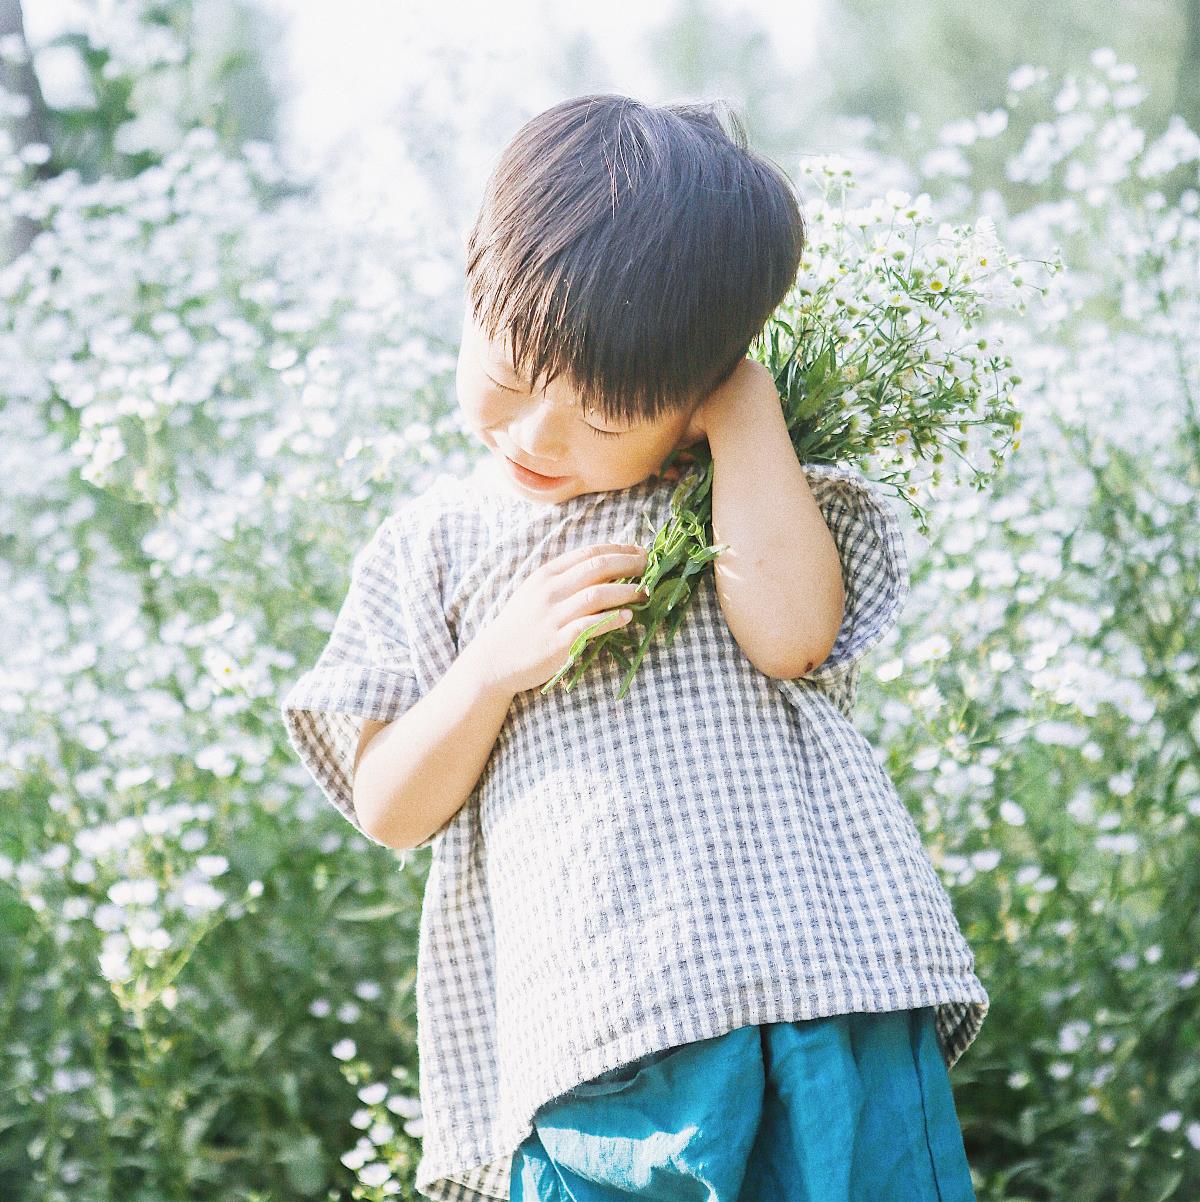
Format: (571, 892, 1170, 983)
(782, 463, 910, 713)
(279, 504, 457, 849)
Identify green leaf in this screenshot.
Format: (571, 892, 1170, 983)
(806, 343, 834, 386)
(181, 1097, 222, 1153)
(277, 1131, 327, 1196)
(337, 901, 406, 922)
(1148, 1171, 1184, 1202)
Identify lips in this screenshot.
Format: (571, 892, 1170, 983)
(507, 456, 565, 481)
(503, 454, 569, 489)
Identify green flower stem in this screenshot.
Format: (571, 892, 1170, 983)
(537, 200, 1051, 700)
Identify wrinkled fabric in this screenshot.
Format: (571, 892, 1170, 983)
(510, 1007, 976, 1202)
(279, 456, 990, 1201)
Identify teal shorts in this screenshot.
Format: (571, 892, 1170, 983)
(510, 1006, 977, 1202)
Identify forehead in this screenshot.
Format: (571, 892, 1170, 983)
(473, 325, 535, 382)
(469, 316, 556, 389)
(473, 322, 507, 358)
(465, 310, 569, 388)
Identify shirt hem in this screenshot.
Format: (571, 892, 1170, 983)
(413, 972, 989, 1202)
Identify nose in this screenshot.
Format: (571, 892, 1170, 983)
(507, 396, 569, 466)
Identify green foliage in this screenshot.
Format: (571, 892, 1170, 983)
(0, 6, 1198, 1199)
(17, 0, 283, 180)
(545, 169, 1057, 700)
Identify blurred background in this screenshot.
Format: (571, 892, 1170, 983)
(1, 1, 1197, 1199)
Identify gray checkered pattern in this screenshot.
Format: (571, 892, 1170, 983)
(281, 458, 989, 1202)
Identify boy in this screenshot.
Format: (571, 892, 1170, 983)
(282, 94, 988, 1201)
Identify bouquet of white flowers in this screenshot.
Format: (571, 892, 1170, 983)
(544, 157, 1062, 699)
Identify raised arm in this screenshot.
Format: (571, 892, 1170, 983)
(681, 359, 846, 679)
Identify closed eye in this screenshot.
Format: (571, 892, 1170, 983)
(488, 374, 626, 438)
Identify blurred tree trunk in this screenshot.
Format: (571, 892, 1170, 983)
(0, 0, 52, 262)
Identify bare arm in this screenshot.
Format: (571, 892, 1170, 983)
(683, 361, 845, 679)
(351, 539, 648, 849)
(351, 639, 516, 850)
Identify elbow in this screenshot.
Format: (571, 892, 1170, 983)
(755, 605, 841, 682)
(755, 615, 844, 682)
(352, 785, 415, 851)
(757, 642, 833, 681)
(359, 816, 418, 852)
(736, 626, 839, 682)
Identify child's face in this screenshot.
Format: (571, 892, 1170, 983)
(455, 304, 699, 503)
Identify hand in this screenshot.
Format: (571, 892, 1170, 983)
(658, 358, 779, 482)
(467, 543, 650, 695)
(690, 357, 779, 439)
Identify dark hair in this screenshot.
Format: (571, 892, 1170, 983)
(463, 94, 806, 427)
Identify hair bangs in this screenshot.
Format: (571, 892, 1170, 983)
(465, 94, 806, 428)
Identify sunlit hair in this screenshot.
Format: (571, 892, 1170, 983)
(464, 93, 806, 428)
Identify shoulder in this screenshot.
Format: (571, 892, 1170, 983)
(800, 461, 910, 640)
(372, 469, 518, 610)
(801, 462, 906, 549)
(384, 470, 485, 546)
(802, 461, 889, 503)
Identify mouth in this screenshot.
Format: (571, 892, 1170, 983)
(503, 454, 570, 489)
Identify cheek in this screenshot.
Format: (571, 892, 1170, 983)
(597, 436, 652, 475)
(473, 391, 509, 429)
(456, 367, 502, 423)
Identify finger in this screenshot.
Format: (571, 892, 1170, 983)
(566, 568, 649, 617)
(571, 578, 649, 611)
(545, 542, 645, 575)
(569, 606, 633, 642)
(547, 550, 647, 608)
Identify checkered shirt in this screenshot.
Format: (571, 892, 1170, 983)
(280, 457, 990, 1201)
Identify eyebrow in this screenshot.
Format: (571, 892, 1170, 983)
(483, 348, 515, 372)
(484, 350, 528, 384)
